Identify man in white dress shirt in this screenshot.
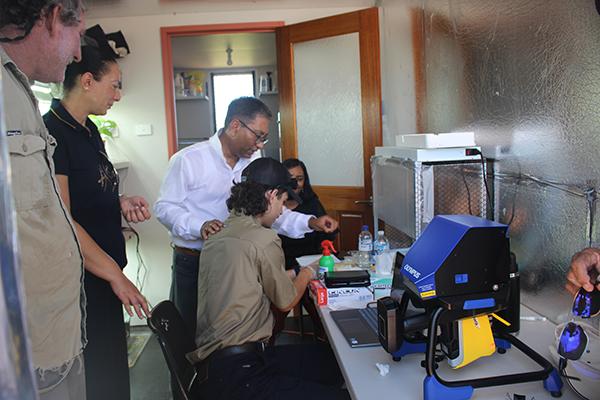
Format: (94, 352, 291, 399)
(155, 96, 338, 334)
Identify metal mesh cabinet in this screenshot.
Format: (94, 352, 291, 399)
(372, 154, 488, 248)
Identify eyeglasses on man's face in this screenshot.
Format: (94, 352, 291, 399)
(238, 119, 269, 145)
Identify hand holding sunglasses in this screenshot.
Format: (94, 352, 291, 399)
(556, 283, 600, 399)
(558, 286, 599, 361)
(567, 248, 600, 294)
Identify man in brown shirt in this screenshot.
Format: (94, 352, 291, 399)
(1, 1, 87, 399)
(188, 158, 349, 399)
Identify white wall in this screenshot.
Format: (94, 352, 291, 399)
(88, 7, 369, 324)
(378, 1, 418, 145)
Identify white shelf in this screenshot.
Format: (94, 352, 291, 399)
(258, 91, 278, 96)
(112, 160, 130, 170)
(175, 95, 209, 101)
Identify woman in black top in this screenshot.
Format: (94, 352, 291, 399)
(43, 45, 150, 400)
(280, 158, 337, 269)
(272, 159, 336, 341)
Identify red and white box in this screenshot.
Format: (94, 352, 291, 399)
(309, 280, 328, 306)
(309, 280, 373, 306)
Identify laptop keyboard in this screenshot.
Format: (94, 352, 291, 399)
(358, 307, 378, 334)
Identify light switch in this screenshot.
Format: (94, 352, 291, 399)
(135, 124, 153, 136)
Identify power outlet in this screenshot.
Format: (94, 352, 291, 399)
(135, 124, 153, 136)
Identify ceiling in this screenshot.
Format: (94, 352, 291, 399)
(171, 32, 276, 69)
(84, 0, 375, 19)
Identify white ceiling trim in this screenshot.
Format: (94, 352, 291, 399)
(85, 0, 376, 19)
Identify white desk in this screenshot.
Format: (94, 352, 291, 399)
(317, 303, 577, 400)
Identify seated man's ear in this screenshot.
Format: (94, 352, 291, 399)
(265, 189, 277, 203)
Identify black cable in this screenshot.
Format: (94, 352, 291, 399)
(472, 150, 493, 218)
(584, 188, 597, 248)
(125, 222, 148, 293)
(460, 165, 474, 215)
(559, 358, 589, 400)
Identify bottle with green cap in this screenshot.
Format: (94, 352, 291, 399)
(319, 240, 337, 274)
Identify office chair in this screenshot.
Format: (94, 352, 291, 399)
(147, 300, 198, 400)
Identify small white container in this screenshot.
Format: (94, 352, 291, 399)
(259, 75, 268, 93)
(395, 132, 475, 149)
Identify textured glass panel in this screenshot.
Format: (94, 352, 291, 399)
(293, 33, 363, 186)
(380, 0, 600, 322)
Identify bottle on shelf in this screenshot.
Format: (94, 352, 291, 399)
(266, 71, 273, 91)
(373, 230, 390, 256)
(357, 225, 373, 270)
(174, 72, 185, 97)
(259, 74, 268, 93)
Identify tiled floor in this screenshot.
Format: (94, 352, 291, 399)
(130, 316, 319, 400)
(130, 330, 172, 400)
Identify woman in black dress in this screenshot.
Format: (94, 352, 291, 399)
(43, 44, 151, 400)
(280, 158, 337, 267)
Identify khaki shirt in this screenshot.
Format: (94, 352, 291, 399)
(1, 46, 85, 371)
(188, 213, 297, 363)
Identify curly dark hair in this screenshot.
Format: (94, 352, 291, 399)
(227, 181, 284, 216)
(0, 0, 85, 42)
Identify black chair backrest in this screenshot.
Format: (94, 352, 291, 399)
(147, 300, 197, 400)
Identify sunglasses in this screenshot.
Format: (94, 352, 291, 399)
(273, 179, 298, 194)
(557, 287, 599, 362)
(558, 321, 588, 361)
(572, 287, 600, 319)
(287, 178, 298, 190)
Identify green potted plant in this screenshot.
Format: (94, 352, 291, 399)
(89, 115, 117, 139)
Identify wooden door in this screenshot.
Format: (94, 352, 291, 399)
(276, 8, 382, 251)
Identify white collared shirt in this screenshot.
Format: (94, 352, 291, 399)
(154, 132, 313, 249)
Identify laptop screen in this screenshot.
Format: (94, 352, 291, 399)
(391, 251, 405, 288)
(391, 251, 406, 301)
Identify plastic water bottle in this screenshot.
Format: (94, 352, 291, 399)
(357, 225, 373, 270)
(373, 230, 390, 256)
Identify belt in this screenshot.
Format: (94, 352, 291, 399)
(210, 341, 267, 361)
(195, 342, 268, 384)
(173, 245, 201, 256)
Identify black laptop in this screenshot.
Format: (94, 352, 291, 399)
(330, 304, 380, 347)
(330, 250, 413, 348)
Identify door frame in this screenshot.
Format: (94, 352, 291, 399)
(160, 21, 284, 158)
(276, 8, 382, 250)
(276, 7, 382, 198)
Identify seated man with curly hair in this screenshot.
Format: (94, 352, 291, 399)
(188, 157, 349, 400)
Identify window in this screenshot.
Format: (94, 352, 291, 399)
(31, 81, 53, 115)
(211, 72, 255, 130)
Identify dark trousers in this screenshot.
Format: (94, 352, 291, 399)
(196, 343, 350, 400)
(84, 273, 130, 400)
(169, 248, 200, 337)
(169, 248, 201, 400)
